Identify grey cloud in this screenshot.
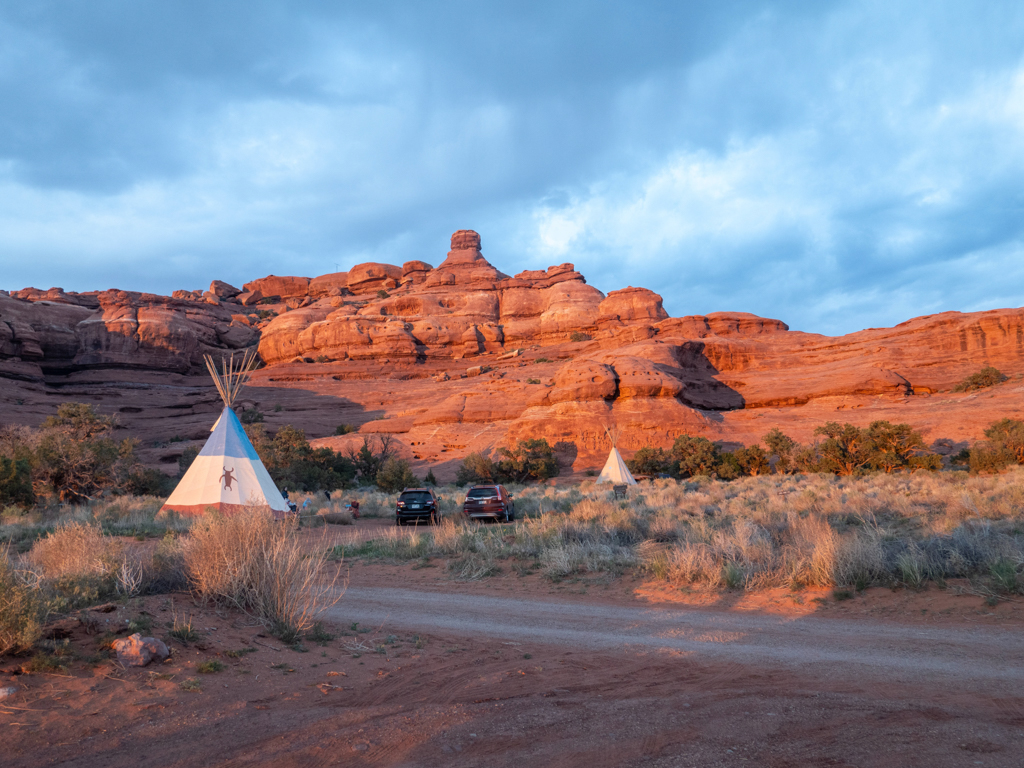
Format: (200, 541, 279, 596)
(1, 1, 1023, 337)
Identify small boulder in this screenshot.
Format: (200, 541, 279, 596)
(238, 290, 264, 306)
(209, 280, 242, 299)
(112, 633, 170, 667)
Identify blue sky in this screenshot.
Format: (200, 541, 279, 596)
(1, 1, 1023, 334)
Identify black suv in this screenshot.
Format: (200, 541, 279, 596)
(462, 485, 515, 523)
(395, 488, 440, 526)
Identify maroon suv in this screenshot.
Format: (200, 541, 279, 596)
(462, 485, 516, 522)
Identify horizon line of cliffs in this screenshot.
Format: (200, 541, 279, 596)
(1, 230, 1023, 414)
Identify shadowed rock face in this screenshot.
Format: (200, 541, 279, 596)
(3, 229, 1024, 481)
(0, 289, 258, 376)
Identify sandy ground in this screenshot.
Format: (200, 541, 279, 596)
(4, 552, 1024, 767)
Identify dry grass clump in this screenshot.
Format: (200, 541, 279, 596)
(339, 469, 1024, 593)
(316, 502, 353, 525)
(0, 546, 43, 654)
(30, 521, 123, 579)
(183, 506, 342, 639)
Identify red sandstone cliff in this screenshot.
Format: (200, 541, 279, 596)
(2, 229, 1023, 479)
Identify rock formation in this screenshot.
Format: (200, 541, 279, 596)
(3, 229, 1024, 480)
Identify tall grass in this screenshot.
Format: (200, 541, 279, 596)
(337, 471, 1024, 592)
(1, 546, 43, 654)
(183, 506, 343, 638)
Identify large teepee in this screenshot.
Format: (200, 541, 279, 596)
(161, 350, 289, 517)
(596, 427, 637, 485)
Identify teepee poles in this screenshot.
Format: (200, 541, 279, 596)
(204, 348, 260, 407)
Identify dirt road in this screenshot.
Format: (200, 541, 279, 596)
(6, 572, 1024, 768)
(330, 586, 1024, 692)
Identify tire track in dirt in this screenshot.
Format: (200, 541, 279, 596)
(328, 586, 1024, 691)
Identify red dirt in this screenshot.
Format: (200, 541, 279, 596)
(4, 553, 1024, 767)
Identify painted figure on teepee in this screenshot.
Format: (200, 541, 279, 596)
(596, 427, 637, 486)
(160, 349, 290, 518)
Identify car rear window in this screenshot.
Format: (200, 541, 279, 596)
(467, 488, 498, 499)
(399, 491, 433, 503)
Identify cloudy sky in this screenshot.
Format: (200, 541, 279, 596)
(2, 1, 1023, 335)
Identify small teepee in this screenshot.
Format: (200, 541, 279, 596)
(160, 350, 289, 517)
(596, 427, 637, 485)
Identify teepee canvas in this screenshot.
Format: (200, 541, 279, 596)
(596, 428, 637, 485)
(161, 350, 289, 517)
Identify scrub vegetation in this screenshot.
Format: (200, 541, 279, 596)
(333, 470, 1024, 596)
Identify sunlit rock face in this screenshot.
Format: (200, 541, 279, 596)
(4, 229, 1024, 483)
(256, 230, 614, 364)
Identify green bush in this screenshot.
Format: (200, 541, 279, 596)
(0, 549, 43, 655)
(178, 445, 200, 477)
(334, 424, 356, 435)
(732, 446, 770, 476)
(626, 447, 674, 476)
(246, 424, 356, 491)
(239, 408, 264, 424)
(969, 444, 1014, 474)
(671, 435, 720, 478)
(763, 428, 797, 473)
(984, 418, 1024, 464)
(0, 456, 34, 507)
(953, 366, 1006, 393)
(375, 458, 418, 493)
(864, 421, 930, 473)
(456, 453, 496, 486)
(496, 439, 559, 483)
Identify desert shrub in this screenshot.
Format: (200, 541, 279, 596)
(763, 428, 797, 473)
(334, 424, 356, 435)
(864, 421, 932, 473)
(569, 331, 591, 342)
(239, 408, 264, 424)
(671, 435, 720, 478)
(526, 378, 541, 385)
(28, 522, 124, 609)
(983, 418, 1024, 464)
(183, 507, 341, 636)
(814, 422, 873, 475)
(968, 444, 1014, 474)
(953, 366, 1006, 393)
(376, 289, 390, 299)
(456, 452, 497, 486)
(30, 522, 122, 580)
(247, 424, 356, 491)
(732, 446, 770, 476)
(627, 447, 674, 476)
(124, 467, 176, 496)
(375, 458, 418, 493)
(345, 434, 396, 486)
(496, 439, 559, 483)
(424, 469, 438, 486)
(146, 533, 188, 593)
(1, 403, 152, 503)
(0, 547, 43, 654)
(178, 445, 200, 477)
(0, 456, 34, 507)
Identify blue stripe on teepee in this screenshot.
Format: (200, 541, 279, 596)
(198, 407, 261, 461)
